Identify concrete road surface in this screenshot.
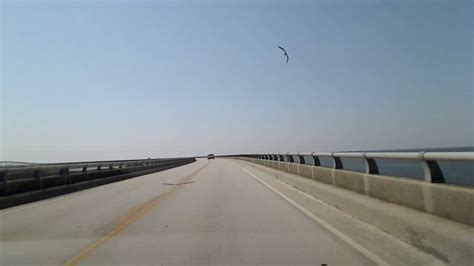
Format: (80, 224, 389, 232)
(1, 159, 375, 265)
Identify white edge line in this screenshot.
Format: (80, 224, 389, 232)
(234, 162, 390, 266)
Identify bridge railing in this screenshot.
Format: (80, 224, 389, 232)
(0, 157, 196, 197)
(231, 151, 473, 184)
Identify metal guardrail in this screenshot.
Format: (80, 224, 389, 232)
(0, 161, 39, 168)
(231, 152, 474, 183)
(0, 157, 196, 197)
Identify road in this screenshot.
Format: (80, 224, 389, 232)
(0, 159, 374, 265)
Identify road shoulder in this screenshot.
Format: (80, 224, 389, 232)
(233, 159, 448, 266)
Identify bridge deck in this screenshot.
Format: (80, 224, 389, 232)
(0, 159, 374, 265)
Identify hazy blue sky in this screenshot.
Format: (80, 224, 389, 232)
(1, 1, 473, 162)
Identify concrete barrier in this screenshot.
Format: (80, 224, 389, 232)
(312, 167, 334, 185)
(365, 174, 426, 212)
(298, 164, 313, 179)
(429, 184, 474, 226)
(333, 170, 366, 194)
(238, 159, 474, 227)
(279, 162, 289, 172)
(0, 160, 195, 209)
(271, 160, 278, 169)
(288, 163, 298, 175)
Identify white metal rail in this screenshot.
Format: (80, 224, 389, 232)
(233, 151, 473, 183)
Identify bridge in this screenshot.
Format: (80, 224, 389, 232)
(0, 152, 473, 265)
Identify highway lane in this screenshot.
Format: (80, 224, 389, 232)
(1, 159, 374, 265)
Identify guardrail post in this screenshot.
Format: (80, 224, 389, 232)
(332, 154, 343, 169)
(1, 170, 9, 196)
(288, 154, 294, 163)
(422, 160, 445, 183)
(298, 154, 306, 164)
(59, 167, 70, 185)
(311, 153, 321, 166)
(34, 168, 43, 190)
(365, 158, 379, 174)
(363, 153, 379, 174)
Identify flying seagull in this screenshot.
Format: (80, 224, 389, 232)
(278, 46, 289, 63)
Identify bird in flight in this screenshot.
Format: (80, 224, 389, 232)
(278, 46, 289, 63)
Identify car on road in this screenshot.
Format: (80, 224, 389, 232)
(207, 154, 215, 160)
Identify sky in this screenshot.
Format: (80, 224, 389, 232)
(1, 0, 473, 162)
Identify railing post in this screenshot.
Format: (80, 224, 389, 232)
(298, 153, 306, 164)
(279, 154, 284, 161)
(332, 154, 343, 169)
(34, 168, 43, 190)
(311, 153, 321, 166)
(288, 154, 294, 163)
(364, 153, 379, 174)
(59, 167, 70, 185)
(420, 152, 445, 183)
(1, 170, 9, 196)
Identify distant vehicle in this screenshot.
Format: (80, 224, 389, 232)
(207, 154, 215, 160)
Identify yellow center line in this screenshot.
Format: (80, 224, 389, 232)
(64, 161, 209, 266)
